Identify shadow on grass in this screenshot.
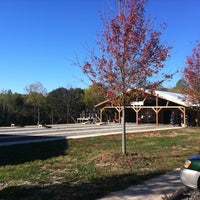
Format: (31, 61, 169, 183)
(0, 171, 168, 200)
(0, 138, 68, 166)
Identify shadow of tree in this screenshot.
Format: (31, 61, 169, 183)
(0, 171, 167, 200)
(0, 137, 68, 166)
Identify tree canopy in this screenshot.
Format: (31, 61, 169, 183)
(0, 87, 86, 126)
(182, 42, 200, 104)
(81, 0, 173, 154)
(83, 0, 172, 104)
(83, 85, 106, 113)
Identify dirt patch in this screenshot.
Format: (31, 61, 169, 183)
(94, 152, 137, 168)
(93, 151, 159, 172)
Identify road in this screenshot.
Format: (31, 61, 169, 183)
(0, 123, 182, 146)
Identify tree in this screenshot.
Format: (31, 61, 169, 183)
(0, 90, 38, 126)
(83, 85, 106, 113)
(182, 42, 200, 104)
(168, 79, 186, 93)
(0, 90, 15, 125)
(47, 88, 68, 124)
(67, 88, 85, 123)
(12, 93, 26, 126)
(25, 82, 47, 125)
(81, 0, 172, 154)
(47, 87, 85, 124)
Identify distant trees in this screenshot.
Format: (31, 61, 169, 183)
(0, 90, 15, 126)
(67, 88, 85, 122)
(182, 42, 200, 104)
(167, 79, 186, 93)
(81, 0, 172, 154)
(0, 90, 30, 126)
(83, 85, 106, 113)
(12, 93, 28, 126)
(47, 87, 85, 124)
(47, 88, 68, 124)
(25, 82, 47, 125)
(0, 87, 87, 126)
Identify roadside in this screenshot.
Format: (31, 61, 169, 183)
(98, 169, 184, 200)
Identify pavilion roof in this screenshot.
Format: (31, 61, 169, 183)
(95, 89, 195, 108)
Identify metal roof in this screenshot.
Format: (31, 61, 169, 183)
(95, 89, 196, 108)
(154, 90, 189, 107)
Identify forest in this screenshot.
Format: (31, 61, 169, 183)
(0, 85, 105, 127)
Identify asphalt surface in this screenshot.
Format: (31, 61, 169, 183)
(0, 123, 183, 146)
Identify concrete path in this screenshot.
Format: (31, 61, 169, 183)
(98, 169, 183, 200)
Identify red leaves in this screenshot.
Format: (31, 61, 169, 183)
(182, 41, 200, 104)
(83, 62, 91, 74)
(81, 0, 172, 103)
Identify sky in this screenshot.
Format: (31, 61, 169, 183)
(0, 0, 200, 94)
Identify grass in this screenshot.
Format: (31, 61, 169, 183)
(0, 127, 200, 199)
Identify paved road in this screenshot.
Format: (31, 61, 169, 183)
(0, 123, 182, 146)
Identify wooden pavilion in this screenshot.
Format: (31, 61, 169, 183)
(95, 88, 199, 126)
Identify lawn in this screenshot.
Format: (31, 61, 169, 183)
(0, 127, 199, 199)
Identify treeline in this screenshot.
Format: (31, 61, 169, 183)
(0, 80, 182, 127)
(0, 85, 105, 127)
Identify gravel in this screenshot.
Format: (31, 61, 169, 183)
(162, 187, 200, 200)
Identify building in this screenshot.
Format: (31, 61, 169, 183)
(95, 88, 199, 126)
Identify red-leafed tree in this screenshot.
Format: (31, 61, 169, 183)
(82, 0, 172, 154)
(182, 42, 200, 105)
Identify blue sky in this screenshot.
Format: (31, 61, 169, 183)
(0, 0, 200, 94)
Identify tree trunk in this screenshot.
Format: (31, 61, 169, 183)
(122, 104, 126, 154)
(37, 107, 40, 125)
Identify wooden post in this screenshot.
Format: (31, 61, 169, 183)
(152, 107, 162, 126)
(153, 95, 161, 126)
(183, 107, 186, 126)
(116, 106, 122, 123)
(100, 108, 103, 122)
(156, 95, 158, 126)
(178, 107, 186, 127)
(132, 106, 141, 125)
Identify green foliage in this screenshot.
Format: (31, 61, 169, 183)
(83, 85, 106, 112)
(46, 87, 85, 124)
(168, 79, 186, 93)
(0, 87, 86, 126)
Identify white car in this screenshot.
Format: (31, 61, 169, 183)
(180, 155, 200, 189)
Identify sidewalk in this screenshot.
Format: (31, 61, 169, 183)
(98, 169, 184, 200)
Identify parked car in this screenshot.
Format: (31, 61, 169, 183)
(180, 155, 200, 189)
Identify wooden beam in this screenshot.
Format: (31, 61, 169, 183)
(152, 107, 162, 126)
(131, 106, 141, 125)
(98, 105, 187, 125)
(100, 108, 105, 122)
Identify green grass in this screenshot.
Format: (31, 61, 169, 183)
(0, 127, 200, 199)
